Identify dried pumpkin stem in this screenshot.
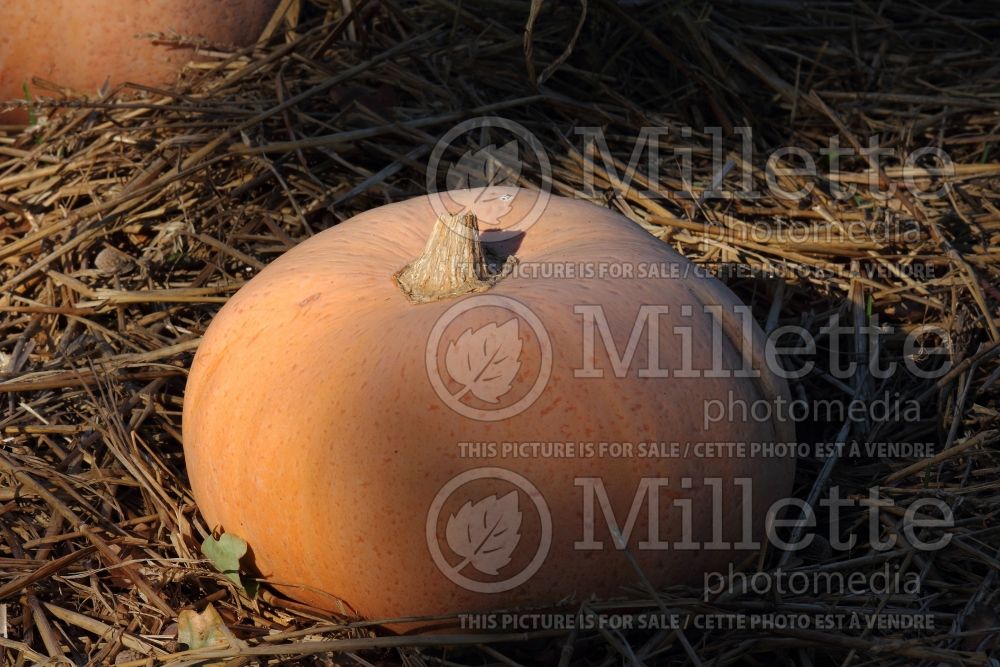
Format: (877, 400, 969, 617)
(394, 212, 516, 304)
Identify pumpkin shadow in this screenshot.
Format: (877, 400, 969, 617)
(481, 229, 524, 274)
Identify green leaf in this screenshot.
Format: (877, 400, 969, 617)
(20, 83, 37, 128)
(201, 532, 258, 598)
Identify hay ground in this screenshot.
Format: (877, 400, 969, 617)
(1, 0, 999, 664)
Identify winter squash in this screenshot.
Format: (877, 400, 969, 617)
(0, 0, 279, 124)
(183, 188, 795, 627)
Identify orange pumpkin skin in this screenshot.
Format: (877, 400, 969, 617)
(0, 0, 278, 123)
(183, 189, 795, 624)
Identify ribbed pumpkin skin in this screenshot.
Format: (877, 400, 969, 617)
(0, 0, 278, 123)
(183, 189, 795, 623)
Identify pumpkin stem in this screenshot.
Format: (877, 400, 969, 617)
(394, 212, 516, 304)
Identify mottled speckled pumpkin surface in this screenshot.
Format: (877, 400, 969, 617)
(1, 0, 278, 123)
(183, 188, 796, 626)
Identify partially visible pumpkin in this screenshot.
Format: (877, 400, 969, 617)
(183, 188, 795, 628)
(0, 0, 279, 124)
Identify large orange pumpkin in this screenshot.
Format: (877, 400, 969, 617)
(0, 0, 279, 123)
(183, 188, 795, 627)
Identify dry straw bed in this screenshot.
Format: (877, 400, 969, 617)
(1, 0, 999, 664)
